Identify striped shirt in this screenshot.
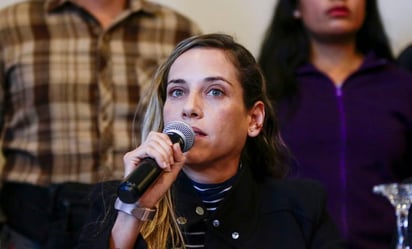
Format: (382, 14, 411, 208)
(183, 176, 236, 248)
(0, 0, 200, 186)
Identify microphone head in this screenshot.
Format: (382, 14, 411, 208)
(163, 121, 195, 152)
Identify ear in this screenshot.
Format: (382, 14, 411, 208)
(247, 101, 265, 138)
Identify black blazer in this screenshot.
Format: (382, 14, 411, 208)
(77, 165, 345, 249)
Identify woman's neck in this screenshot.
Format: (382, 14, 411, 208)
(73, 0, 128, 29)
(310, 40, 364, 87)
(183, 159, 240, 184)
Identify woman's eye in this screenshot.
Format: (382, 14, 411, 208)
(170, 89, 184, 97)
(208, 88, 223, 96)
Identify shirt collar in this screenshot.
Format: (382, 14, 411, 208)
(45, 0, 157, 15)
(45, 0, 67, 12)
(297, 51, 388, 75)
(173, 165, 261, 247)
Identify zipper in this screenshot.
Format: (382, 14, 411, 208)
(336, 86, 348, 238)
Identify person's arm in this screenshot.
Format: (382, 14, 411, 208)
(110, 131, 186, 248)
(110, 212, 146, 249)
(76, 180, 150, 249)
(77, 131, 185, 249)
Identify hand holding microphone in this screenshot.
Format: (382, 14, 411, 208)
(118, 121, 195, 203)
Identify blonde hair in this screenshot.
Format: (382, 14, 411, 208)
(139, 192, 184, 249)
(132, 40, 185, 249)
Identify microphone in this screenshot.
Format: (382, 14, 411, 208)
(117, 121, 195, 203)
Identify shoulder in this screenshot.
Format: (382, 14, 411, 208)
(264, 178, 326, 195)
(0, 0, 45, 34)
(0, 0, 44, 19)
(382, 61, 412, 81)
(261, 178, 328, 218)
(357, 55, 412, 98)
(363, 54, 412, 83)
(378, 62, 412, 97)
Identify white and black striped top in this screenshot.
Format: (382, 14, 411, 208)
(182, 175, 237, 248)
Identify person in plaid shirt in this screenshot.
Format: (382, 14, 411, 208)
(0, 0, 200, 248)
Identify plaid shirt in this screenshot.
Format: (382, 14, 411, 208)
(0, 0, 200, 186)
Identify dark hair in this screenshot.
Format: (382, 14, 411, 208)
(258, 0, 393, 101)
(141, 33, 289, 180)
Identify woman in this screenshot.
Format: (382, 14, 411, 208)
(77, 33, 344, 249)
(259, 0, 412, 248)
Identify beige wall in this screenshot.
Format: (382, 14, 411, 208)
(1, 0, 412, 56)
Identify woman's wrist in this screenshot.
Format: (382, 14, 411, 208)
(111, 209, 145, 249)
(114, 198, 157, 221)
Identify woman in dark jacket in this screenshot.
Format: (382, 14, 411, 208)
(77, 33, 344, 249)
(259, 0, 412, 248)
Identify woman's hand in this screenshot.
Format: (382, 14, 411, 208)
(122, 131, 186, 208)
(110, 131, 186, 249)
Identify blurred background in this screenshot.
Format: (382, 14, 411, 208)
(1, 0, 412, 58)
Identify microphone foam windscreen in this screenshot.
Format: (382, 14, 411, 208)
(163, 121, 195, 152)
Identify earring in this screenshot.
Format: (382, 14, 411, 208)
(293, 10, 301, 19)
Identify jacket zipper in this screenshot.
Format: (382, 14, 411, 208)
(336, 86, 348, 238)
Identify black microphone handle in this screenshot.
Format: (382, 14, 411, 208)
(117, 158, 161, 203)
(117, 134, 185, 203)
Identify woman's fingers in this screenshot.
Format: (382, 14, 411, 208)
(122, 132, 186, 208)
(137, 143, 185, 208)
(123, 132, 174, 176)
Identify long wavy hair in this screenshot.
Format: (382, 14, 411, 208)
(135, 33, 290, 248)
(258, 0, 393, 101)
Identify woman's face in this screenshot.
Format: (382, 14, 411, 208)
(296, 0, 366, 40)
(163, 48, 260, 171)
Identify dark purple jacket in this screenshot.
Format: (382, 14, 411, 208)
(278, 53, 412, 249)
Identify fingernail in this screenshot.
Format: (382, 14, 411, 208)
(163, 162, 171, 172)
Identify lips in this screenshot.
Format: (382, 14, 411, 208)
(328, 6, 350, 17)
(192, 127, 206, 136)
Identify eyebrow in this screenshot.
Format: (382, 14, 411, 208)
(167, 76, 233, 86)
(167, 79, 185, 84)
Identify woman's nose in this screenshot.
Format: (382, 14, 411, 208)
(182, 94, 202, 119)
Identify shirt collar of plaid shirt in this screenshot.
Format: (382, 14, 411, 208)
(44, 0, 158, 15)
